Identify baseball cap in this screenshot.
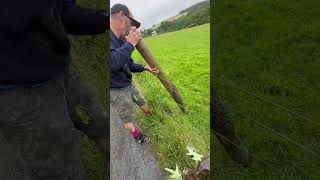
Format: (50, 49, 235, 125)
(111, 4, 141, 28)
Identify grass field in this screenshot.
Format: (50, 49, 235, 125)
(131, 23, 211, 175)
(212, 0, 320, 179)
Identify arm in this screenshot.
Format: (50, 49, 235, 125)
(62, 0, 109, 35)
(129, 58, 145, 73)
(0, 1, 49, 32)
(110, 42, 135, 72)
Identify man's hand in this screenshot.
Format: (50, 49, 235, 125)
(144, 65, 160, 75)
(126, 26, 142, 46)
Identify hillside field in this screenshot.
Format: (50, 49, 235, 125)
(212, 0, 320, 179)
(132, 23, 211, 175)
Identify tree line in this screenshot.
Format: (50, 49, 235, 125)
(143, 1, 209, 36)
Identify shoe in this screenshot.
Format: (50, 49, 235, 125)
(135, 133, 150, 144)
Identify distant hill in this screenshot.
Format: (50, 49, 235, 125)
(144, 0, 209, 36)
(166, 12, 188, 22)
(179, 0, 209, 14)
(149, 12, 188, 30)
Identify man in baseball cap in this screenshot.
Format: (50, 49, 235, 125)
(110, 3, 160, 144)
(111, 3, 141, 29)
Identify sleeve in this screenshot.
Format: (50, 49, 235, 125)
(129, 58, 145, 72)
(110, 42, 135, 72)
(0, 1, 48, 32)
(62, 0, 109, 35)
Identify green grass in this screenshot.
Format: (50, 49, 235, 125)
(69, 0, 108, 179)
(212, 0, 320, 179)
(131, 24, 211, 175)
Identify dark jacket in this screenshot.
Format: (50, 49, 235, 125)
(110, 31, 145, 88)
(0, 0, 109, 85)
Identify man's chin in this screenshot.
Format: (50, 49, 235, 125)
(119, 35, 126, 40)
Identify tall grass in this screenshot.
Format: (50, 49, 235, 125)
(132, 24, 211, 174)
(69, 0, 108, 179)
(212, 0, 320, 179)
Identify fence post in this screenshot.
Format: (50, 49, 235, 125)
(136, 40, 187, 113)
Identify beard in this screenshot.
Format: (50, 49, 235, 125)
(124, 26, 132, 36)
(119, 26, 131, 40)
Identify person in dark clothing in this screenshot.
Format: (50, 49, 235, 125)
(65, 73, 150, 155)
(110, 4, 159, 144)
(66, 66, 109, 154)
(211, 90, 250, 166)
(0, 0, 108, 85)
(0, 0, 109, 179)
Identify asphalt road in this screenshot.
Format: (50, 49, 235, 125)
(110, 107, 165, 180)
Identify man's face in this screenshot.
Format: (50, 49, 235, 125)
(118, 11, 132, 39)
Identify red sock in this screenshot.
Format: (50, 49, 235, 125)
(131, 129, 140, 138)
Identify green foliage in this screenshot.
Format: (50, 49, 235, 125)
(186, 146, 204, 164)
(212, 0, 320, 179)
(165, 165, 183, 180)
(146, 1, 210, 35)
(69, 0, 108, 179)
(143, 29, 153, 37)
(180, 0, 209, 14)
(132, 24, 210, 177)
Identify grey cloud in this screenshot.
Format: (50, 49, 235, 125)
(110, 0, 204, 28)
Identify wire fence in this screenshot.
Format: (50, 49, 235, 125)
(133, 58, 320, 177)
(226, 104, 320, 159)
(212, 73, 320, 127)
(212, 129, 287, 177)
(211, 72, 320, 176)
(134, 70, 211, 159)
(139, 70, 319, 176)
(137, 73, 210, 113)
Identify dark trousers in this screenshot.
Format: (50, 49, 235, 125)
(0, 75, 86, 180)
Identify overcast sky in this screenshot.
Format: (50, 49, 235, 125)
(110, 0, 205, 29)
